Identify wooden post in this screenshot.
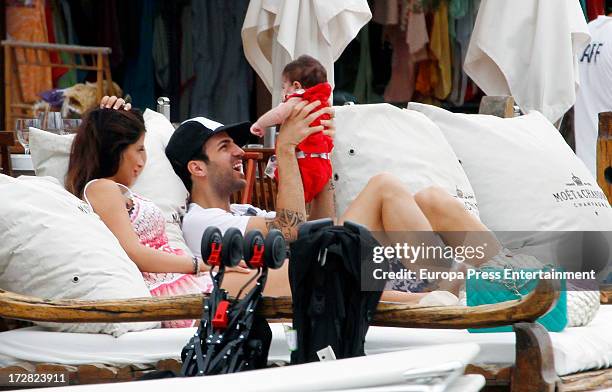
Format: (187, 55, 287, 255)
(479, 96, 515, 118)
(597, 112, 612, 204)
(96, 52, 104, 103)
(0, 0, 5, 131)
(4, 44, 11, 131)
(511, 323, 559, 392)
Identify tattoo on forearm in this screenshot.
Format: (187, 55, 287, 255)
(329, 180, 337, 217)
(266, 209, 306, 241)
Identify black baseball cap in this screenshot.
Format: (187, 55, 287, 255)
(165, 118, 251, 190)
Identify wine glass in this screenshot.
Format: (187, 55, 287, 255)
(62, 119, 82, 135)
(14, 118, 41, 154)
(38, 112, 64, 135)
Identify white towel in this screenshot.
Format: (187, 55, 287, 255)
(464, 0, 590, 123)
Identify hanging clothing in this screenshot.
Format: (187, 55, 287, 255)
(122, 0, 156, 110)
(373, 0, 400, 24)
(383, 26, 417, 102)
(44, 0, 68, 85)
(464, 0, 590, 123)
(152, 14, 169, 92)
(180, 5, 195, 120)
(580, 0, 588, 19)
(587, 0, 605, 21)
(574, 16, 612, 176)
(353, 25, 376, 104)
(431, 0, 452, 100)
(50, 0, 77, 88)
(448, 0, 479, 106)
(191, 0, 251, 123)
(7, 0, 52, 103)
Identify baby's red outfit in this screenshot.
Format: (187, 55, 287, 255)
(275, 82, 334, 203)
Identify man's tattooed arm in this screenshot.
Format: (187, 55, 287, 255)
(265, 208, 306, 242)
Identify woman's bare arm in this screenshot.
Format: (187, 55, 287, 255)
(85, 179, 198, 274)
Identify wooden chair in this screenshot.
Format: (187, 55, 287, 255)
(230, 151, 263, 205)
(2, 40, 116, 130)
(246, 147, 277, 211)
(0, 131, 14, 176)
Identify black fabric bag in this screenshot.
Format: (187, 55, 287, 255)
(289, 219, 386, 364)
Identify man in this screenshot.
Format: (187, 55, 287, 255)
(164, 101, 334, 252)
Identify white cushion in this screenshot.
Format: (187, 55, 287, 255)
(28, 109, 191, 255)
(3, 306, 612, 376)
(132, 110, 190, 255)
(29, 127, 72, 184)
(0, 175, 159, 336)
(333, 103, 479, 217)
(408, 103, 612, 258)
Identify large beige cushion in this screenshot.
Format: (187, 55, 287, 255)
(333, 103, 479, 217)
(409, 103, 612, 271)
(0, 175, 159, 336)
(29, 109, 191, 255)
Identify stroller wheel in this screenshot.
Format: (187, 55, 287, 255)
(201, 227, 222, 266)
(264, 230, 286, 269)
(222, 228, 244, 267)
(243, 230, 265, 269)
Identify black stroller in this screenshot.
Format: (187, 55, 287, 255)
(180, 227, 287, 376)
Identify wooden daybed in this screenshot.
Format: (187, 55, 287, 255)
(1, 97, 612, 392)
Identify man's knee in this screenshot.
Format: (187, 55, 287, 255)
(366, 173, 412, 199)
(415, 186, 452, 216)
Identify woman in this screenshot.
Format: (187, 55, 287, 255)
(65, 106, 249, 328)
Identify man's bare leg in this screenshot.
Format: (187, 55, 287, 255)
(414, 186, 501, 265)
(309, 179, 337, 222)
(339, 173, 433, 232)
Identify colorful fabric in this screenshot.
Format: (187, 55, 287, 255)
(6, 0, 52, 103)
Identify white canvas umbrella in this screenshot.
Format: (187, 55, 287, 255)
(464, 0, 590, 123)
(242, 0, 371, 106)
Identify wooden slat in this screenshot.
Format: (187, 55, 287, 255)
(597, 112, 612, 204)
(4, 43, 11, 130)
(1, 40, 112, 55)
(0, 278, 556, 328)
(12, 61, 101, 71)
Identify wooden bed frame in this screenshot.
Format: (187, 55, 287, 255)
(1, 97, 612, 391)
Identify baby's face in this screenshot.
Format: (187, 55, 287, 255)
(282, 78, 303, 98)
(281, 78, 296, 97)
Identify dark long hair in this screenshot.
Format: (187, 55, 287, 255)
(66, 108, 145, 198)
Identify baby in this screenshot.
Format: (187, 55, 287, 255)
(251, 55, 333, 204)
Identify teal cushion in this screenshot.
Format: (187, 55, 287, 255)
(467, 267, 567, 333)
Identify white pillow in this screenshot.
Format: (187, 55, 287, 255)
(29, 127, 73, 185)
(408, 103, 612, 258)
(333, 103, 479, 217)
(132, 110, 191, 256)
(0, 175, 159, 336)
(29, 110, 191, 255)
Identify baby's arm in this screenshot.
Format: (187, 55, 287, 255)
(251, 97, 302, 136)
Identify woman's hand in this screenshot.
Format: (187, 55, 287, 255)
(277, 100, 334, 150)
(100, 96, 132, 111)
